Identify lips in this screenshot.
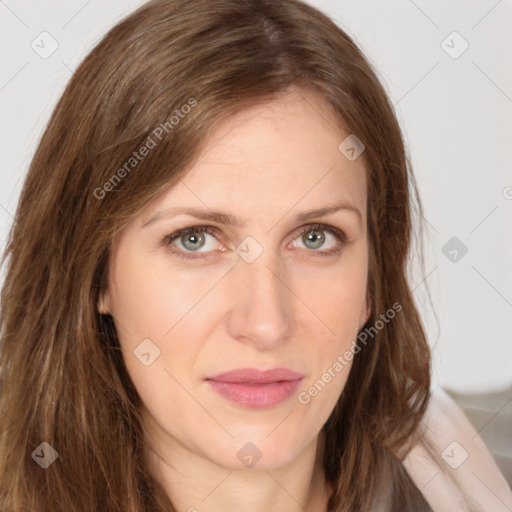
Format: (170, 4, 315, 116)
(207, 367, 303, 384)
(205, 367, 304, 409)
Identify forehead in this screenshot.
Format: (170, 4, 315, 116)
(144, 89, 367, 226)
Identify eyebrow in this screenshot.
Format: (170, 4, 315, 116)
(141, 201, 363, 230)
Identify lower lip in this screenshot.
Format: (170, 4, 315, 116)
(206, 379, 302, 409)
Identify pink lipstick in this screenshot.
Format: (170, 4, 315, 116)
(206, 368, 303, 409)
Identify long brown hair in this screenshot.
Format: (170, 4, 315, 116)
(0, 0, 432, 510)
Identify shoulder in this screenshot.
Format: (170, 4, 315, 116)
(402, 383, 512, 512)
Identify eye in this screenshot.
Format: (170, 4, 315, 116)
(162, 223, 347, 261)
(163, 226, 222, 260)
(291, 223, 347, 257)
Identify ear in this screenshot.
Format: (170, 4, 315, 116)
(359, 294, 372, 329)
(97, 289, 112, 316)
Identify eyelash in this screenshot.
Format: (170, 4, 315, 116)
(162, 223, 347, 261)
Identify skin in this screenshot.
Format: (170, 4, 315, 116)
(100, 87, 371, 512)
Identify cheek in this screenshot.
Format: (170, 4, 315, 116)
(108, 249, 229, 396)
(291, 246, 368, 409)
(294, 243, 368, 336)
(109, 245, 225, 342)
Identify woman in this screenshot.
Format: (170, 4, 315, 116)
(0, 0, 510, 511)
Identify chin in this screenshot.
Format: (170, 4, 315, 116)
(202, 426, 314, 471)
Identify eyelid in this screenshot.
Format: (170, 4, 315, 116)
(162, 222, 347, 260)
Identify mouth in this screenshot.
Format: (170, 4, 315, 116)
(205, 368, 304, 409)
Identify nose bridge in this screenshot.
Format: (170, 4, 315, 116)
(226, 242, 292, 348)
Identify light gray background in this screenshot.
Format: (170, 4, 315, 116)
(1, 0, 511, 393)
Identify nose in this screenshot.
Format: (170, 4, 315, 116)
(226, 246, 293, 350)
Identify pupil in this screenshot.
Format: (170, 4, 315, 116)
(183, 232, 204, 251)
(305, 230, 324, 249)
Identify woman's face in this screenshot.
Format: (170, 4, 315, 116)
(102, 89, 370, 470)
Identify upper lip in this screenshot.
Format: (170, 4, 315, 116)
(206, 367, 304, 384)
